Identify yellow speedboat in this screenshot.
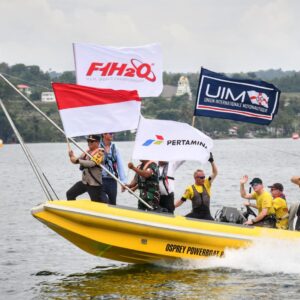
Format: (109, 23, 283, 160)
(31, 200, 300, 264)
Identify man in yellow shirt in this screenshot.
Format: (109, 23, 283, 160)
(268, 183, 288, 230)
(240, 176, 276, 228)
(175, 153, 218, 220)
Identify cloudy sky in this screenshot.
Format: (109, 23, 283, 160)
(0, 0, 299, 73)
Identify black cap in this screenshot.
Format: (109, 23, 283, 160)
(268, 183, 284, 191)
(87, 134, 100, 142)
(249, 177, 263, 186)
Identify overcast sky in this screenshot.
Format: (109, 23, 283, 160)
(0, 0, 299, 74)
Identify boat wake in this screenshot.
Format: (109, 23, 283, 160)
(155, 239, 300, 274)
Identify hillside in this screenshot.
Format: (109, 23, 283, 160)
(1, 62, 300, 143)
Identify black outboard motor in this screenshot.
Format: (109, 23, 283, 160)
(215, 207, 247, 224)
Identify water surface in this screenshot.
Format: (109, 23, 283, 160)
(1, 139, 300, 299)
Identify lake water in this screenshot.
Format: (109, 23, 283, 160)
(1, 139, 300, 299)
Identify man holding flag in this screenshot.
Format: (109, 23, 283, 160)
(67, 135, 106, 202)
(125, 160, 160, 211)
(175, 153, 218, 220)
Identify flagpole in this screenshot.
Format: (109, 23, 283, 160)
(192, 68, 203, 128)
(0, 73, 153, 210)
(0, 99, 53, 201)
(191, 116, 196, 127)
(126, 114, 142, 184)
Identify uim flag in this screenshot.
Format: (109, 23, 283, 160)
(132, 117, 213, 163)
(194, 68, 280, 125)
(73, 43, 163, 97)
(52, 83, 141, 137)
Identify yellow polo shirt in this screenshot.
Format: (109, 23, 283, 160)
(182, 178, 211, 200)
(273, 197, 289, 230)
(251, 191, 275, 215)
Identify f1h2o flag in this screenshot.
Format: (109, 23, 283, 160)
(194, 68, 281, 125)
(52, 83, 141, 138)
(73, 43, 163, 97)
(132, 117, 213, 163)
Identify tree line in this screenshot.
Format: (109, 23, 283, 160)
(0, 62, 300, 143)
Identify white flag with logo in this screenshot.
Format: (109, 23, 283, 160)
(132, 117, 213, 163)
(73, 43, 163, 97)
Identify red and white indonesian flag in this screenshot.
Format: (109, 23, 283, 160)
(73, 43, 163, 97)
(132, 117, 213, 163)
(52, 83, 141, 137)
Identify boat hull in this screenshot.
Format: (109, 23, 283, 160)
(31, 200, 300, 264)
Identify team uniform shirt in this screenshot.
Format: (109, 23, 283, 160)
(273, 197, 289, 229)
(182, 178, 211, 200)
(78, 149, 103, 186)
(251, 191, 275, 216)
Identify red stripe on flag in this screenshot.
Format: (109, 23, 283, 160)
(52, 83, 141, 110)
(197, 105, 272, 120)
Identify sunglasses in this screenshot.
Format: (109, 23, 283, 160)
(195, 176, 205, 179)
(87, 139, 97, 143)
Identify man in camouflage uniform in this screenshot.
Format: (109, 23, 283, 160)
(126, 160, 160, 210)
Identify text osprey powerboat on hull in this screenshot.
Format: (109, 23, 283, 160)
(31, 200, 300, 264)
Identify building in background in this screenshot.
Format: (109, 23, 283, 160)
(41, 92, 55, 102)
(17, 84, 31, 97)
(228, 126, 238, 136)
(176, 76, 192, 101)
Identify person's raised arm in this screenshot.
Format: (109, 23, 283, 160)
(240, 175, 253, 200)
(291, 176, 300, 187)
(208, 153, 218, 182)
(128, 162, 154, 178)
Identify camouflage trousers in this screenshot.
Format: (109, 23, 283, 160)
(138, 190, 160, 211)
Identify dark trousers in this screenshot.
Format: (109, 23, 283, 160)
(253, 215, 276, 228)
(102, 177, 117, 205)
(66, 181, 106, 203)
(185, 208, 214, 221)
(160, 193, 175, 214)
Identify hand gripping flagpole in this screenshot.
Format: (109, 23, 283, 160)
(0, 73, 153, 210)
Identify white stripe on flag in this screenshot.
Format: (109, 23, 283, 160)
(59, 101, 141, 137)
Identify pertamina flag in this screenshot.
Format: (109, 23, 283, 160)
(132, 117, 213, 163)
(52, 83, 141, 137)
(73, 43, 163, 97)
